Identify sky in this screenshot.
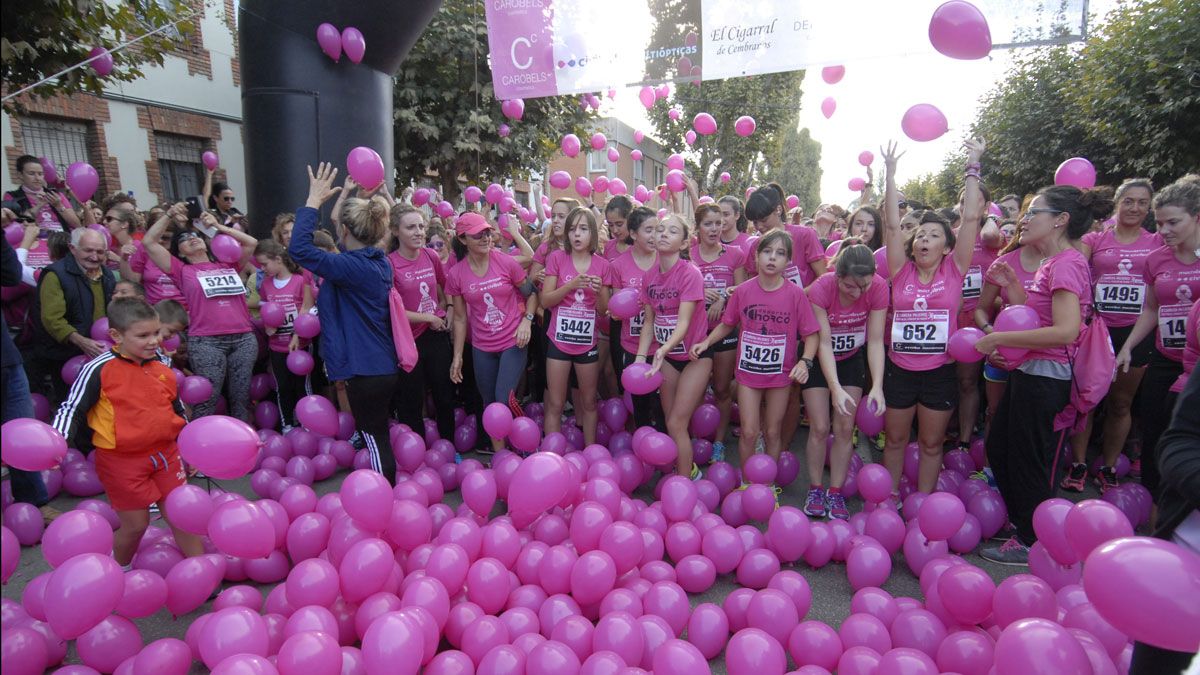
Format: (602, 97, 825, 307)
(598, 0, 1118, 204)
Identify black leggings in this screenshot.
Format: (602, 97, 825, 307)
(396, 330, 456, 441)
(1138, 351, 1182, 500)
(269, 350, 310, 427)
(345, 373, 400, 485)
(610, 320, 626, 393)
(986, 369, 1072, 545)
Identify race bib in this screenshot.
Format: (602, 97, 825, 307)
(962, 265, 983, 300)
(785, 264, 803, 287)
(1094, 275, 1145, 315)
(739, 331, 786, 375)
(830, 325, 866, 355)
(197, 270, 246, 298)
(554, 306, 596, 346)
(627, 310, 645, 337)
(891, 309, 950, 354)
(653, 314, 684, 355)
(1159, 303, 1189, 350)
(702, 275, 728, 308)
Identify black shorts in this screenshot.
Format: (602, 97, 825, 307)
(546, 339, 600, 364)
(803, 350, 868, 390)
(883, 358, 957, 411)
(713, 333, 738, 353)
(1107, 323, 1156, 369)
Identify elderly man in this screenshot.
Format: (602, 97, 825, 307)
(1, 155, 82, 232)
(31, 227, 115, 405)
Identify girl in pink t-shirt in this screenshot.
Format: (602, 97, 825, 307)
(973, 179, 1115, 564)
(718, 195, 751, 251)
(124, 236, 187, 307)
(388, 205, 456, 442)
(637, 214, 709, 478)
(692, 230, 819, 467)
(1065, 179, 1160, 489)
(954, 208, 1004, 458)
(1112, 178, 1200, 499)
(143, 206, 258, 421)
(802, 244, 889, 519)
(541, 208, 612, 445)
(690, 203, 748, 461)
(742, 188, 827, 288)
(880, 140, 980, 497)
(610, 207, 665, 431)
(255, 239, 314, 429)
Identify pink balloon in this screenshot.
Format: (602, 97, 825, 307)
(821, 97, 836, 119)
(993, 574, 1057, 629)
(928, 0, 993, 59)
(848, 177, 866, 192)
(948, 327, 985, 362)
(765, 507, 811, 563)
(856, 398, 885, 437)
(720, 172, 732, 183)
(199, 606, 269, 668)
(201, 150, 220, 171)
(44, 553, 124, 639)
(917, 492, 966, 541)
(87, 46, 114, 78)
(822, 65, 845, 84)
(361, 611, 422, 675)
(165, 556, 224, 617)
(1, 418, 68, 471)
(209, 500, 275, 559)
(607, 288, 641, 320)
(340, 469, 392, 531)
(638, 87, 656, 109)
(346, 147, 384, 191)
(316, 23, 342, 61)
(575, 176, 593, 198)
(994, 618, 1090, 675)
(211, 233, 242, 264)
(693, 113, 717, 135)
(509, 416, 542, 453)
(341, 27, 366, 63)
(726, 627, 786, 675)
(1054, 157, 1098, 189)
(734, 116, 756, 137)
(901, 104, 949, 142)
(589, 133, 607, 150)
(1032, 497, 1078, 565)
(608, 178, 627, 196)
(846, 542, 892, 590)
(1, 528, 19, 584)
(295, 395, 338, 437)
(278, 631, 340, 674)
(1064, 499, 1133, 562)
(621, 363, 663, 396)
(788, 621, 843, 672)
(65, 162, 100, 201)
(653, 638, 711, 675)
(40, 509, 113, 568)
(77, 615, 142, 673)
(502, 99, 526, 121)
(210, 654, 278, 674)
(462, 470, 497, 517)
(561, 134, 582, 158)
(133, 637, 192, 675)
(549, 171, 572, 190)
(856, 463, 892, 504)
(179, 375, 213, 406)
(684, 130, 697, 145)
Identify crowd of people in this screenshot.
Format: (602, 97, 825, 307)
(3, 137, 1198, 581)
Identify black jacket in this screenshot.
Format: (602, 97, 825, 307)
(1, 238, 22, 368)
(30, 254, 115, 361)
(1154, 368, 1200, 541)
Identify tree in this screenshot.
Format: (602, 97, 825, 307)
(645, 71, 806, 194)
(901, 157, 962, 209)
(2, 0, 193, 113)
(760, 126, 822, 212)
(392, 0, 596, 202)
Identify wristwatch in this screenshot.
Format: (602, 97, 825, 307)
(799, 357, 814, 370)
(524, 313, 535, 322)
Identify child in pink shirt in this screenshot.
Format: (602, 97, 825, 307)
(692, 230, 819, 467)
(255, 240, 314, 430)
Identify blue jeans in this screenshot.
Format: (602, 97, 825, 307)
(3, 362, 49, 506)
(471, 345, 527, 409)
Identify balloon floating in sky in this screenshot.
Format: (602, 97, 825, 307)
(734, 116, 756, 137)
(341, 27, 366, 64)
(631, 149, 643, 161)
(89, 47, 114, 77)
(821, 97, 836, 119)
(929, 1, 993, 60)
(901, 103, 949, 142)
(549, 171, 572, 190)
(685, 130, 697, 145)
(848, 177, 866, 192)
(639, 86, 656, 109)
(65, 162, 100, 202)
(858, 150, 874, 166)
(821, 65, 845, 84)
(590, 133, 608, 150)
(693, 113, 717, 135)
(561, 134, 581, 158)
(720, 172, 731, 183)
(317, 23, 341, 61)
(1054, 158, 1097, 189)
(634, 130, 645, 144)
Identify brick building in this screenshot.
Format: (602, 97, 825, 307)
(2, 0, 244, 212)
(546, 117, 670, 211)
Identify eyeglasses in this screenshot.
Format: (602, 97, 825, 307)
(466, 231, 492, 241)
(1021, 208, 1063, 221)
(897, 201, 909, 209)
(177, 232, 200, 243)
(428, 241, 444, 250)
(103, 216, 120, 223)
(221, 195, 235, 202)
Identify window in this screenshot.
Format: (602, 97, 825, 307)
(587, 148, 607, 173)
(653, 164, 665, 189)
(633, 158, 644, 183)
(155, 133, 205, 203)
(19, 117, 90, 173)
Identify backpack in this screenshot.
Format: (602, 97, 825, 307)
(1054, 312, 1116, 432)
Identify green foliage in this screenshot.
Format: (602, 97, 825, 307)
(1, 0, 194, 113)
(392, 0, 596, 201)
(645, 71, 805, 194)
(760, 125, 822, 212)
(958, 0, 1199, 198)
(901, 158, 963, 209)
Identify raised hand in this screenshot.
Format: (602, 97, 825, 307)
(307, 163, 343, 208)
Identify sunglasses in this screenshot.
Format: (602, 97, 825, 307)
(466, 231, 492, 241)
(221, 196, 235, 202)
(103, 215, 121, 223)
(427, 241, 445, 250)
(177, 232, 200, 243)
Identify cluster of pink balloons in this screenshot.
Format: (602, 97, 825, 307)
(316, 23, 366, 63)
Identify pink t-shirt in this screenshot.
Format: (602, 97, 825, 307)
(1171, 299, 1199, 393)
(888, 255, 965, 371)
(609, 250, 657, 355)
(169, 258, 253, 336)
(986, 249, 1038, 306)
(742, 234, 807, 288)
(388, 248, 446, 340)
(602, 239, 629, 261)
(259, 273, 308, 353)
(1019, 248, 1093, 365)
(445, 250, 528, 353)
(722, 231, 751, 251)
(544, 250, 612, 355)
(788, 225, 826, 286)
(1143, 246, 1200, 362)
(960, 236, 1001, 315)
(533, 241, 553, 266)
(20, 188, 71, 230)
(128, 241, 185, 307)
(721, 277, 819, 388)
(641, 258, 707, 362)
(874, 247, 889, 277)
(1082, 228, 1162, 327)
(690, 243, 746, 330)
(807, 272, 889, 361)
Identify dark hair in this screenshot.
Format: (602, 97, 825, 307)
(154, 299, 189, 328)
(903, 210, 956, 259)
(938, 207, 960, 228)
(114, 279, 145, 298)
(765, 183, 787, 218)
(388, 204, 427, 252)
(209, 182, 234, 210)
(254, 238, 300, 273)
(1037, 185, 1116, 240)
(15, 155, 41, 173)
(755, 229, 793, 261)
(604, 196, 633, 220)
(627, 206, 656, 235)
(834, 243, 876, 278)
(745, 189, 782, 224)
(1152, 175, 1200, 216)
(107, 297, 159, 332)
(312, 230, 337, 251)
(718, 196, 749, 233)
(999, 193, 1020, 204)
(998, 220, 1023, 254)
(693, 203, 722, 228)
(1114, 178, 1153, 203)
(100, 192, 136, 214)
(170, 229, 213, 261)
(565, 207, 600, 254)
(847, 206, 883, 250)
(47, 231, 70, 261)
(958, 182, 992, 206)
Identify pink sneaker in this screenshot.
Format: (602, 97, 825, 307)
(804, 487, 827, 518)
(826, 491, 849, 520)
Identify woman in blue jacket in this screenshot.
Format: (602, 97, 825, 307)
(289, 163, 400, 483)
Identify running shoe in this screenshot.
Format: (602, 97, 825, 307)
(826, 491, 850, 520)
(990, 520, 1017, 542)
(970, 467, 998, 489)
(981, 537, 1030, 566)
(690, 464, 703, 481)
(804, 487, 827, 517)
(508, 392, 525, 419)
(773, 485, 784, 507)
(711, 441, 726, 463)
(874, 431, 887, 451)
(1094, 466, 1119, 493)
(350, 431, 365, 450)
(1060, 463, 1087, 492)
